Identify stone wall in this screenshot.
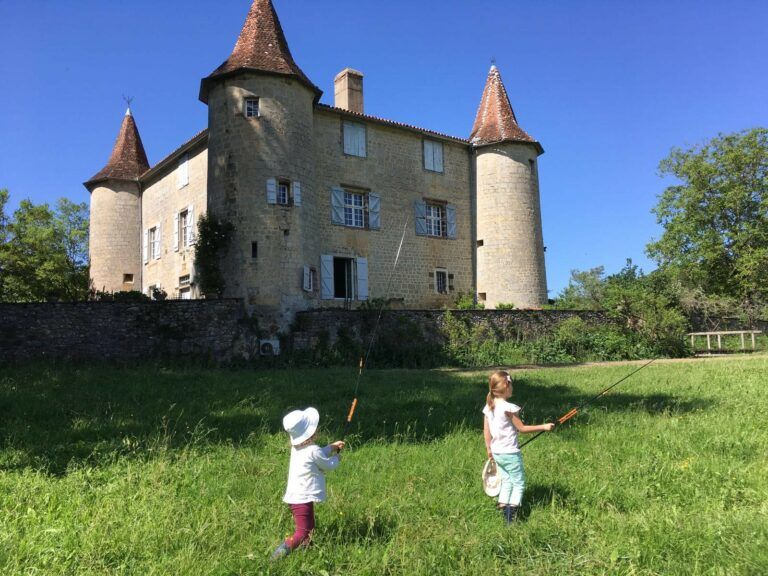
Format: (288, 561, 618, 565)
(0, 300, 255, 364)
(291, 308, 612, 351)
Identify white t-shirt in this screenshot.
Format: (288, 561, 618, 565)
(283, 444, 340, 504)
(482, 399, 521, 454)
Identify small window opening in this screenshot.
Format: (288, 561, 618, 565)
(251, 242, 258, 259)
(179, 275, 191, 287)
(478, 293, 487, 302)
(477, 239, 484, 247)
(333, 257, 355, 299)
(245, 98, 260, 118)
(123, 273, 134, 284)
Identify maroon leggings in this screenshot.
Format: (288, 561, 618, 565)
(285, 502, 315, 549)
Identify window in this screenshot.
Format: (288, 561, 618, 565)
(277, 180, 290, 205)
(251, 242, 258, 259)
(149, 226, 161, 260)
(331, 187, 380, 230)
(435, 269, 448, 294)
(177, 154, 189, 189)
(320, 255, 368, 301)
(414, 200, 456, 239)
(477, 239, 484, 247)
(245, 98, 259, 118)
(478, 292, 487, 302)
(426, 203, 446, 237)
(266, 178, 302, 206)
(343, 121, 366, 157)
(179, 275, 191, 287)
(123, 273, 134, 284)
(424, 140, 444, 172)
(303, 265, 317, 293)
(344, 191, 365, 228)
(174, 207, 195, 252)
(179, 287, 191, 300)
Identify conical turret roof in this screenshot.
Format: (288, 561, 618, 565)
(85, 108, 150, 189)
(470, 65, 541, 152)
(200, 0, 321, 103)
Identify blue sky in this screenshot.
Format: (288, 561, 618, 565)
(1, 0, 766, 296)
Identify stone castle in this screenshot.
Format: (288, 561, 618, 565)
(85, 0, 548, 329)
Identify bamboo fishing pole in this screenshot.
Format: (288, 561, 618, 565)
(342, 217, 410, 437)
(519, 358, 656, 449)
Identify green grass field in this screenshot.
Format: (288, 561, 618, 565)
(0, 356, 766, 575)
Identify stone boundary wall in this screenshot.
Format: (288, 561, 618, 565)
(0, 300, 256, 364)
(291, 308, 613, 350)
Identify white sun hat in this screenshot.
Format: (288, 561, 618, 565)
(482, 457, 501, 497)
(282, 407, 320, 446)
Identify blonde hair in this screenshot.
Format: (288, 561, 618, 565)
(487, 370, 512, 409)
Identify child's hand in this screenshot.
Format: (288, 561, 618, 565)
(543, 423, 555, 432)
(330, 441, 345, 453)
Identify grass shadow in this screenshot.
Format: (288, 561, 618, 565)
(0, 364, 714, 475)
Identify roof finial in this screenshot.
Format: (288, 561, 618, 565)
(123, 94, 134, 116)
(490, 56, 497, 71)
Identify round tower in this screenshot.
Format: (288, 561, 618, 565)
(471, 65, 548, 308)
(84, 108, 149, 294)
(200, 0, 321, 325)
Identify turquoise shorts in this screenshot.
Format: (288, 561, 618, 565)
(493, 452, 526, 506)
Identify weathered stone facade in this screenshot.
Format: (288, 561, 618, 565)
(86, 0, 549, 331)
(0, 301, 254, 364)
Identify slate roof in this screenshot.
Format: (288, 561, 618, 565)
(470, 65, 541, 152)
(200, 0, 321, 103)
(85, 109, 150, 189)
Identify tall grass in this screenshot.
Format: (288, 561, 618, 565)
(0, 356, 766, 574)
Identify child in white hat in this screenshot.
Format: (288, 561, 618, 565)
(271, 407, 344, 560)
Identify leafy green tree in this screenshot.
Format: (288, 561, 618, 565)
(0, 192, 89, 302)
(194, 213, 234, 298)
(647, 128, 768, 305)
(553, 266, 606, 309)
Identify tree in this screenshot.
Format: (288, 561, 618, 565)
(0, 191, 90, 302)
(647, 128, 768, 306)
(193, 213, 234, 298)
(553, 266, 606, 309)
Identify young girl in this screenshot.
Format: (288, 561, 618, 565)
(271, 407, 345, 560)
(483, 370, 554, 523)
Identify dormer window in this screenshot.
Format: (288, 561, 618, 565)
(343, 121, 366, 157)
(424, 140, 444, 172)
(245, 98, 260, 118)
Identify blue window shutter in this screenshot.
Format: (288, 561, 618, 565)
(331, 187, 345, 225)
(446, 204, 457, 239)
(424, 141, 434, 170)
(320, 255, 334, 299)
(356, 257, 368, 301)
(266, 178, 277, 204)
(368, 193, 380, 230)
(414, 200, 427, 236)
(293, 182, 302, 206)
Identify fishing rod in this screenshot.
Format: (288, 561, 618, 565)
(519, 358, 656, 449)
(342, 216, 410, 438)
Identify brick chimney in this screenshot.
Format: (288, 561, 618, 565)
(334, 68, 364, 113)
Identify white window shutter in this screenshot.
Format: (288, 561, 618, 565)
(177, 155, 189, 189)
(434, 142, 444, 172)
(320, 255, 334, 300)
(189, 261, 196, 285)
(446, 204, 457, 239)
(424, 141, 434, 171)
(266, 178, 277, 204)
(356, 257, 369, 301)
(293, 182, 302, 206)
(173, 212, 180, 252)
(155, 222, 162, 259)
(187, 204, 195, 245)
(343, 121, 355, 154)
(368, 193, 381, 230)
(414, 200, 428, 236)
(331, 187, 345, 224)
(143, 229, 149, 264)
(303, 265, 311, 292)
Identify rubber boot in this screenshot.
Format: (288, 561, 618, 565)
(503, 505, 519, 524)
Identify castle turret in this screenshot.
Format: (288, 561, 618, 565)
(84, 108, 149, 294)
(471, 65, 547, 308)
(200, 0, 321, 325)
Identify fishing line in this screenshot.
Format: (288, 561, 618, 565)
(519, 358, 656, 449)
(342, 216, 410, 437)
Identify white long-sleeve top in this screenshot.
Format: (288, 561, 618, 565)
(283, 443, 340, 504)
